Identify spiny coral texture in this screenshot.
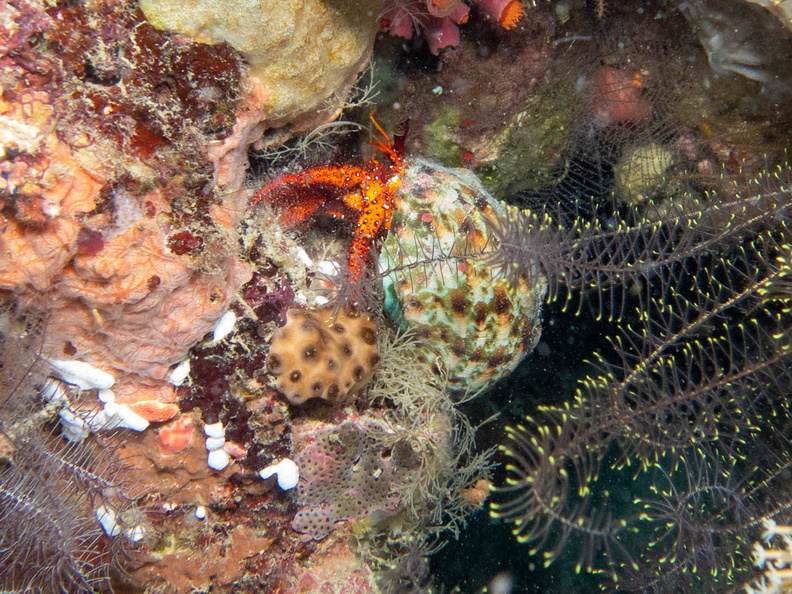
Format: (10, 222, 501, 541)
(266, 307, 380, 405)
(139, 0, 382, 119)
(380, 159, 546, 397)
(0, 0, 253, 414)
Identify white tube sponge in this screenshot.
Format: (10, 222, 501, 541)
(203, 421, 225, 439)
(212, 310, 237, 342)
(115, 404, 150, 432)
(96, 504, 121, 537)
(48, 358, 115, 390)
(259, 458, 299, 490)
(207, 448, 230, 471)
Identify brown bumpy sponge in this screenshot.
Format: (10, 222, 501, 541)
(266, 307, 379, 405)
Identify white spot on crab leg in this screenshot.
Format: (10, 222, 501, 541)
(195, 506, 207, 520)
(212, 310, 237, 342)
(48, 359, 115, 390)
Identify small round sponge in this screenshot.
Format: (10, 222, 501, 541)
(266, 306, 379, 405)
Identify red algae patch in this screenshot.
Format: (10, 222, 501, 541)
(129, 400, 180, 423)
(159, 415, 195, 455)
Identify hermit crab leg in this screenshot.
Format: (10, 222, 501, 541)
(250, 165, 372, 207)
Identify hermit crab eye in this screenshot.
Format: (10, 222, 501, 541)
(394, 120, 410, 137)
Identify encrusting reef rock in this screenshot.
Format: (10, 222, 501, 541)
(0, 0, 544, 591)
(0, 0, 404, 591)
(0, 0, 380, 420)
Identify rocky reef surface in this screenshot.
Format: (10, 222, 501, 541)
(2, 0, 792, 593)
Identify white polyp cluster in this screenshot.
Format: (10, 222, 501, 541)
(40, 379, 89, 441)
(204, 421, 229, 471)
(93, 400, 150, 432)
(98, 388, 115, 403)
(80, 388, 149, 433)
(204, 421, 224, 438)
(258, 458, 299, 491)
(212, 310, 237, 342)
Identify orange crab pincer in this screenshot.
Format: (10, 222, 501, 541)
(250, 115, 409, 290)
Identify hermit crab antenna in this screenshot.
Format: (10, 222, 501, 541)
(368, 109, 390, 145)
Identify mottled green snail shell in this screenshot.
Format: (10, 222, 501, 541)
(380, 159, 547, 398)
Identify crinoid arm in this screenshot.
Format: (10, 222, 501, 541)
(491, 215, 792, 588)
(486, 164, 792, 322)
(490, 411, 632, 576)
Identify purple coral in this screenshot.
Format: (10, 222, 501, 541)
(242, 271, 295, 325)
